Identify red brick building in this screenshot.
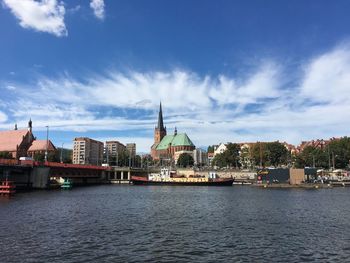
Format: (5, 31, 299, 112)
(151, 103, 195, 160)
(0, 120, 34, 159)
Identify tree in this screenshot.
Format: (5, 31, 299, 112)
(141, 155, 155, 167)
(134, 155, 142, 167)
(48, 151, 60, 162)
(177, 153, 194, 167)
(33, 151, 60, 162)
(265, 142, 288, 167)
(328, 137, 350, 169)
(225, 143, 241, 167)
(250, 142, 288, 167)
(250, 142, 268, 167)
(207, 145, 215, 153)
(33, 152, 45, 162)
(239, 146, 253, 169)
(0, 151, 13, 159)
(295, 146, 329, 169)
(211, 153, 227, 168)
(211, 143, 241, 168)
(116, 150, 130, 167)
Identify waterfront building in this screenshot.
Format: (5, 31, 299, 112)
(27, 140, 57, 158)
(0, 120, 35, 159)
(214, 143, 227, 157)
(126, 143, 136, 157)
(105, 141, 126, 157)
(72, 137, 104, 165)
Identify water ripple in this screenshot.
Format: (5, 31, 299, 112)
(1, 186, 350, 262)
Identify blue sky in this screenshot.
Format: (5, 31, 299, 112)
(1, 0, 350, 152)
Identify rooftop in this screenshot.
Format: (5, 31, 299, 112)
(156, 133, 195, 150)
(0, 129, 30, 151)
(28, 140, 56, 152)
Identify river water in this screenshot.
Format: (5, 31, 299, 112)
(1, 185, 350, 262)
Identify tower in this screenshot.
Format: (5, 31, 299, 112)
(154, 102, 167, 144)
(28, 118, 32, 132)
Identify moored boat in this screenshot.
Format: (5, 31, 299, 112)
(61, 178, 73, 190)
(0, 180, 16, 195)
(131, 168, 234, 186)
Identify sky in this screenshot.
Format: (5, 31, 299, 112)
(1, 0, 350, 152)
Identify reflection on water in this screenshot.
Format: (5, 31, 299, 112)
(1, 186, 350, 262)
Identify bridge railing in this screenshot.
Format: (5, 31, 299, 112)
(0, 158, 19, 166)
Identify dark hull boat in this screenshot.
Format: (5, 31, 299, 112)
(131, 176, 234, 186)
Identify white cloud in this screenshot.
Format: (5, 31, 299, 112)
(209, 63, 281, 105)
(67, 5, 80, 14)
(0, 111, 7, 123)
(2, 44, 350, 151)
(90, 0, 104, 20)
(300, 46, 350, 104)
(5, 85, 16, 90)
(3, 0, 67, 37)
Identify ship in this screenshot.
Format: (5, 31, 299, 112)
(131, 168, 234, 186)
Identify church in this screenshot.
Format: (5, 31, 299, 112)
(151, 103, 195, 161)
(0, 119, 56, 159)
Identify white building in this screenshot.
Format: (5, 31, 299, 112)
(214, 143, 227, 156)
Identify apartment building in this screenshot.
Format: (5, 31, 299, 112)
(72, 137, 104, 165)
(105, 141, 126, 157)
(126, 143, 136, 157)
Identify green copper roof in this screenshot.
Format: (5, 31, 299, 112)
(156, 133, 195, 150)
(171, 133, 195, 147)
(156, 135, 174, 150)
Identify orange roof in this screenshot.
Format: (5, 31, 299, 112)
(28, 140, 56, 152)
(0, 129, 30, 151)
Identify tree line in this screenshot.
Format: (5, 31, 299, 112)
(295, 137, 350, 169)
(210, 142, 290, 169)
(209, 138, 350, 169)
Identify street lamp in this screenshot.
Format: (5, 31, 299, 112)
(60, 143, 64, 163)
(44, 125, 49, 162)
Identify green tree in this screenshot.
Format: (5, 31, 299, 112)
(48, 151, 60, 162)
(0, 151, 13, 159)
(207, 145, 215, 153)
(177, 153, 194, 167)
(225, 143, 241, 167)
(141, 154, 155, 167)
(250, 142, 268, 167)
(295, 146, 329, 169)
(265, 142, 288, 167)
(211, 143, 241, 168)
(33, 152, 45, 162)
(211, 153, 227, 167)
(116, 150, 130, 167)
(250, 142, 288, 167)
(134, 155, 142, 167)
(328, 137, 350, 169)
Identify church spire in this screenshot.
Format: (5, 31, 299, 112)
(157, 102, 165, 130)
(28, 118, 32, 132)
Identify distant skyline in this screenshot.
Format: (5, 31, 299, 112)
(1, 0, 350, 152)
